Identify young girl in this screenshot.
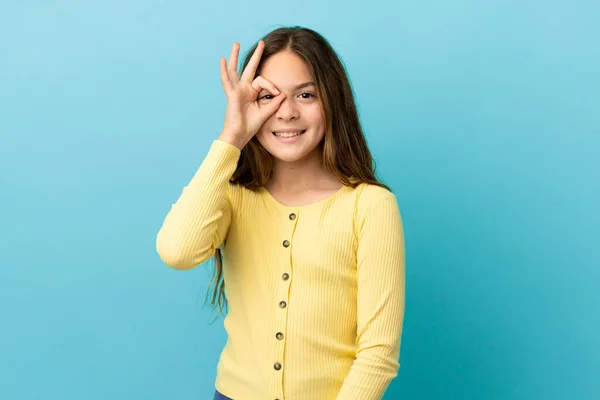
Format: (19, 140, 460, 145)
(156, 26, 405, 400)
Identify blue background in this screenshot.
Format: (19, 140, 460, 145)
(1, 1, 598, 399)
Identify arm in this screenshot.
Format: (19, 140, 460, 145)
(155, 139, 241, 270)
(336, 191, 406, 400)
(157, 37, 284, 270)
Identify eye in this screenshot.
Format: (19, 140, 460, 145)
(259, 94, 274, 100)
(299, 92, 315, 99)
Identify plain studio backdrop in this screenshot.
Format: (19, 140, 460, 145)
(0, 1, 598, 399)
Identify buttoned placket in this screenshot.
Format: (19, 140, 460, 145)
(272, 209, 299, 400)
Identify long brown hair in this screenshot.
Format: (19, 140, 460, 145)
(206, 26, 391, 316)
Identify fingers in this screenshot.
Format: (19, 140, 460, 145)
(220, 57, 233, 93)
(251, 76, 280, 96)
(241, 40, 264, 83)
(221, 41, 273, 101)
(227, 42, 240, 84)
(252, 75, 284, 122)
(259, 92, 286, 122)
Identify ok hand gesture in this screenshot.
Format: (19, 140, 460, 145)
(219, 40, 286, 149)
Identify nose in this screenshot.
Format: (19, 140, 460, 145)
(275, 96, 299, 121)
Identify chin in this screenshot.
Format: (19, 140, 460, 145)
(270, 150, 310, 163)
(262, 143, 313, 163)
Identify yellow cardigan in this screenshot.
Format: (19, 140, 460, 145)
(156, 139, 405, 400)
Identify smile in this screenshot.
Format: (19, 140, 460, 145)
(273, 130, 306, 137)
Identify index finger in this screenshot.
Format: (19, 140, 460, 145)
(240, 40, 264, 83)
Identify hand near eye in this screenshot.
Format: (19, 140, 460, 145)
(218, 40, 285, 150)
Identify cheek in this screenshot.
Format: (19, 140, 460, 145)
(308, 106, 325, 126)
(255, 130, 269, 147)
(258, 115, 276, 133)
(255, 127, 276, 149)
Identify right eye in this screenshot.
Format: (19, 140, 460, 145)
(259, 94, 274, 100)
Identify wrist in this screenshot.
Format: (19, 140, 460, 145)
(218, 131, 247, 150)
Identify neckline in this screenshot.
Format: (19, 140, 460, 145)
(260, 184, 350, 210)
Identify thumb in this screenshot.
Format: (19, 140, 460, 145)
(260, 93, 286, 123)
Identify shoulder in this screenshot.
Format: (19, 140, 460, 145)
(348, 182, 402, 230)
(351, 182, 398, 213)
(349, 183, 403, 238)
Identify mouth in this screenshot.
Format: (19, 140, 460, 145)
(272, 130, 306, 138)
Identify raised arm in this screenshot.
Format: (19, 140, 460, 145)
(157, 39, 286, 270)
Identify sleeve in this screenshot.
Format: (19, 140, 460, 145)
(335, 191, 406, 400)
(155, 139, 241, 270)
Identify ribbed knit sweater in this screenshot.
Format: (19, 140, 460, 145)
(156, 139, 405, 400)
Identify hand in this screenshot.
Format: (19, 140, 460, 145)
(218, 40, 286, 149)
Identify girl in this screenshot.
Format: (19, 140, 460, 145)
(156, 26, 405, 400)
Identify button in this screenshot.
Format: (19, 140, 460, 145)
(282, 240, 290, 248)
(279, 301, 287, 308)
(289, 213, 296, 220)
(276, 332, 284, 340)
(274, 362, 282, 370)
(282, 273, 289, 281)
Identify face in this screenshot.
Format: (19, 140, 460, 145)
(255, 51, 326, 164)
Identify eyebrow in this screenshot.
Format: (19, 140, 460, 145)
(259, 81, 315, 94)
(293, 81, 315, 90)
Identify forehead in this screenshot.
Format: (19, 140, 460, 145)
(258, 51, 313, 88)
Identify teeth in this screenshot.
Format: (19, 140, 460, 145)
(274, 130, 304, 137)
